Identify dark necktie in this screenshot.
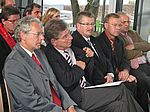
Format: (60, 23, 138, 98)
(87, 39, 99, 57)
(32, 53, 62, 106)
(87, 39, 93, 47)
(64, 51, 73, 66)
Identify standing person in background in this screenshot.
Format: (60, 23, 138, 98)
(42, 7, 60, 25)
(3, 16, 83, 112)
(96, 13, 149, 112)
(23, 3, 42, 20)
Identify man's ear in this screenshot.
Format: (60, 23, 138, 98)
(26, 12, 30, 16)
(20, 32, 26, 41)
(51, 39, 56, 46)
(1, 19, 6, 25)
(76, 23, 80, 29)
(104, 22, 108, 29)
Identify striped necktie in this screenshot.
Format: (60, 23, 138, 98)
(64, 51, 73, 66)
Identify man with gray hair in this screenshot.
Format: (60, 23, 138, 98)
(3, 16, 82, 112)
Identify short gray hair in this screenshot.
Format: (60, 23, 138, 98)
(14, 16, 43, 42)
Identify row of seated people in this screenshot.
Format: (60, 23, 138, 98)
(1, 13, 145, 112)
(43, 11, 150, 112)
(0, 2, 150, 112)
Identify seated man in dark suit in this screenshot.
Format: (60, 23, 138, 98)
(95, 13, 149, 112)
(43, 19, 144, 112)
(3, 16, 83, 112)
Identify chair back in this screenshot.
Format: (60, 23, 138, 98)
(3, 79, 13, 112)
(0, 83, 4, 112)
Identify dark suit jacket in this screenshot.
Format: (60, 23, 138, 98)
(43, 43, 94, 107)
(96, 31, 130, 79)
(72, 30, 114, 84)
(0, 34, 12, 85)
(3, 43, 78, 112)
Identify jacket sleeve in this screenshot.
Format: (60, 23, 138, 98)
(46, 53, 85, 88)
(131, 31, 150, 51)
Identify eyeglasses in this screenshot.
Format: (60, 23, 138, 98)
(79, 22, 95, 26)
(28, 32, 44, 37)
(7, 19, 19, 24)
(107, 23, 122, 28)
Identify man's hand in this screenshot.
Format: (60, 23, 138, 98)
(104, 75, 113, 83)
(118, 69, 129, 81)
(83, 47, 94, 57)
(66, 106, 77, 112)
(76, 60, 86, 70)
(127, 75, 137, 83)
(130, 58, 139, 69)
(125, 44, 134, 50)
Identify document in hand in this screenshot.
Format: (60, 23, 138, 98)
(84, 81, 123, 89)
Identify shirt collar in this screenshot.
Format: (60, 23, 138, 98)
(21, 45, 33, 57)
(82, 36, 90, 42)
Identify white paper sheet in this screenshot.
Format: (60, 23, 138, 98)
(84, 81, 123, 89)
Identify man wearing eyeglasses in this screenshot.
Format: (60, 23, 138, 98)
(72, 11, 115, 85)
(0, 6, 20, 84)
(0, 5, 20, 112)
(95, 13, 149, 112)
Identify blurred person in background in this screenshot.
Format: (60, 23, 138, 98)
(23, 3, 42, 20)
(42, 7, 60, 25)
(0, 5, 20, 111)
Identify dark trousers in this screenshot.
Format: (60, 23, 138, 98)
(130, 68, 149, 112)
(80, 84, 144, 112)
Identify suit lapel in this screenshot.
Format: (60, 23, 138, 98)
(15, 44, 45, 75)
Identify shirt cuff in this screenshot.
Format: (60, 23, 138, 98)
(107, 73, 114, 78)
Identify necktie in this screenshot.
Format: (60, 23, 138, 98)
(87, 39, 92, 47)
(64, 51, 73, 66)
(50, 84, 62, 107)
(87, 39, 99, 56)
(32, 53, 61, 106)
(32, 53, 42, 68)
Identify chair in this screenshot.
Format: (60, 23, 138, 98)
(3, 79, 13, 112)
(0, 83, 4, 112)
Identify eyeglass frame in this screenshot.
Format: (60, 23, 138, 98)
(78, 22, 95, 26)
(7, 18, 20, 24)
(28, 32, 44, 37)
